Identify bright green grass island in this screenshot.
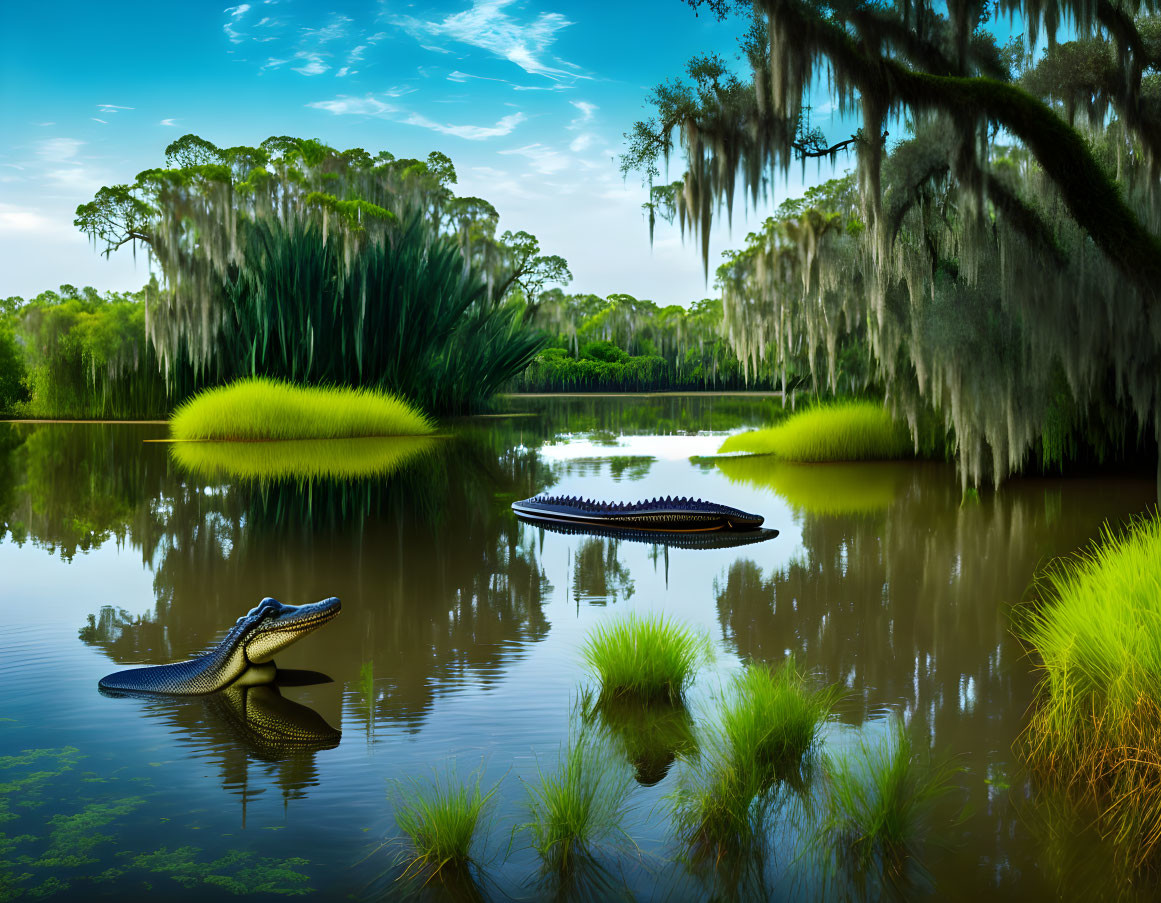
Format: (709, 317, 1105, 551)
(718, 400, 912, 462)
(169, 378, 435, 441)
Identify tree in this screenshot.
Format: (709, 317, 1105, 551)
(623, 1, 1161, 483)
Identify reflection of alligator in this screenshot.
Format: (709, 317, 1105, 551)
(512, 495, 766, 533)
(529, 518, 779, 550)
(98, 597, 341, 694)
(100, 682, 342, 758)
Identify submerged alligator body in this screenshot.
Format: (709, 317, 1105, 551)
(511, 495, 765, 533)
(98, 597, 341, 695)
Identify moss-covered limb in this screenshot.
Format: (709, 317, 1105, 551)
(759, 0, 1161, 293)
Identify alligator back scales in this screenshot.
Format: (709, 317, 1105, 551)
(511, 494, 764, 533)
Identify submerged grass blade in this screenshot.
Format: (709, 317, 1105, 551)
(581, 612, 709, 704)
(820, 718, 963, 879)
(718, 400, 910, 462)
(673, 658, 842, 851)
(521, 732, 635, 874)
(170, 377, 435, 441)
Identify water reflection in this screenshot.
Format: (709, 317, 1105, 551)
(711, 456, 1154, 892)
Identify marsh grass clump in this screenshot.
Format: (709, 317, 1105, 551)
(582, 613, 708, 704)
(718, 401, 911, 462)
(170, 377, 435, 441)
(393, 770, 498, 882)
(521, 733, 635, 874)
(1018, 516, 1161, 861)
(673, 659, 841, 850)
(820, 719, 962, 879)
(170, 436, 435, 482)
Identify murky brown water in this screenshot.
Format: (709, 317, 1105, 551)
(0, 395, 1155, 901)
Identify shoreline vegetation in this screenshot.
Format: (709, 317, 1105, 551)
(1018, 514, 1161, 864)
(169, 378, 435, 442)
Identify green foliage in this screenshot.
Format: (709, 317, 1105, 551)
(820, 719, 963, 878)
(393, 769, 498, 880)
(1018, 515, 1161, 862)
(672, 660, 841, 850)
(582, 613, 709, 704)
(74, 134, 566, 415)
(9, 284, 169, 419)
(169, 378, 434, 441)
(718, 401, 912, 461)
(521, 732, 635, 873)
(0, 323, 28, 415)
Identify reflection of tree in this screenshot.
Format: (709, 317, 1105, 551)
(712, 465, 1154, 890)
(572, 537, 634, 606)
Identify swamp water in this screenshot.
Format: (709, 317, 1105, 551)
(0, 395, 1155, 901)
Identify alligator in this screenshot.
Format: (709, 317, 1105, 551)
(529, 517, 779, 549)
(511, 495, 765, 533)
(98, 597, 341, 695)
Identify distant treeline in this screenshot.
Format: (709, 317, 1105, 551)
(516, 291, 875, 394)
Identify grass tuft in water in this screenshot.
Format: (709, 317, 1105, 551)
(581, 612, 709, 705)
(393, 769, 498, 882)
(1017, 515, 1161, 861)
(718, 400, 910, 462)
(170, 377, 434, 441)
(521, 732, 635, 874)
(820, 718, 962, 878)
(673, 658, 841, 850)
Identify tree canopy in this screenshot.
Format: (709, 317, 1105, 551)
(625, 0, 1161, 483)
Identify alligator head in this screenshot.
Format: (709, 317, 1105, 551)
(98, 597, 341, 695)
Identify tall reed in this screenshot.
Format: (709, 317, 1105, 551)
(1018, 515, 1161, 862)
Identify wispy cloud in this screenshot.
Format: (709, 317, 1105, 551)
(97, 104, 134, 114)
(91, 118, 108, 124)
(37, 138, 83, 163)
(404, 111, 526, 140)
(160, 118, 179, 127)
(309, 92, 525, 140)
(224, 4, 251, 43)
(292, 51, 329, 75)
(499, 142, 571, 174)
(0, 203, 58, 235)
(447, 69, 571, 92)
(567, 100, 598, 152)
(307, 94, 401, 116)
(395, 0, 583, 81)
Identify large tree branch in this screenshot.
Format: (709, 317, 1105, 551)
(765, 0, 1161, 295)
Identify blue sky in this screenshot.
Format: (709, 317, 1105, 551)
(0, 0, 854, 304)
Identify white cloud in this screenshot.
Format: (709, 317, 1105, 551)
(447, 69, 572, 92)
(292, 51, 329, 75)
(159, 118, 179, 127)
(91, 118, 108, 124)
(335, 67, 351, 77)
(396, 0, 582, 81)
(224, 4, 251, 43)
(0, 203, 59, 235)
(302, 15, 352, 44)
(569, 133, 595, 152)
(307, 94, 400, 116)
(499, 142, 571, 174)
(37, 138, 83, 162)
(97, 104, 134, 113)
(568, 100, 596, 127)
(404, 111, 526, 140)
